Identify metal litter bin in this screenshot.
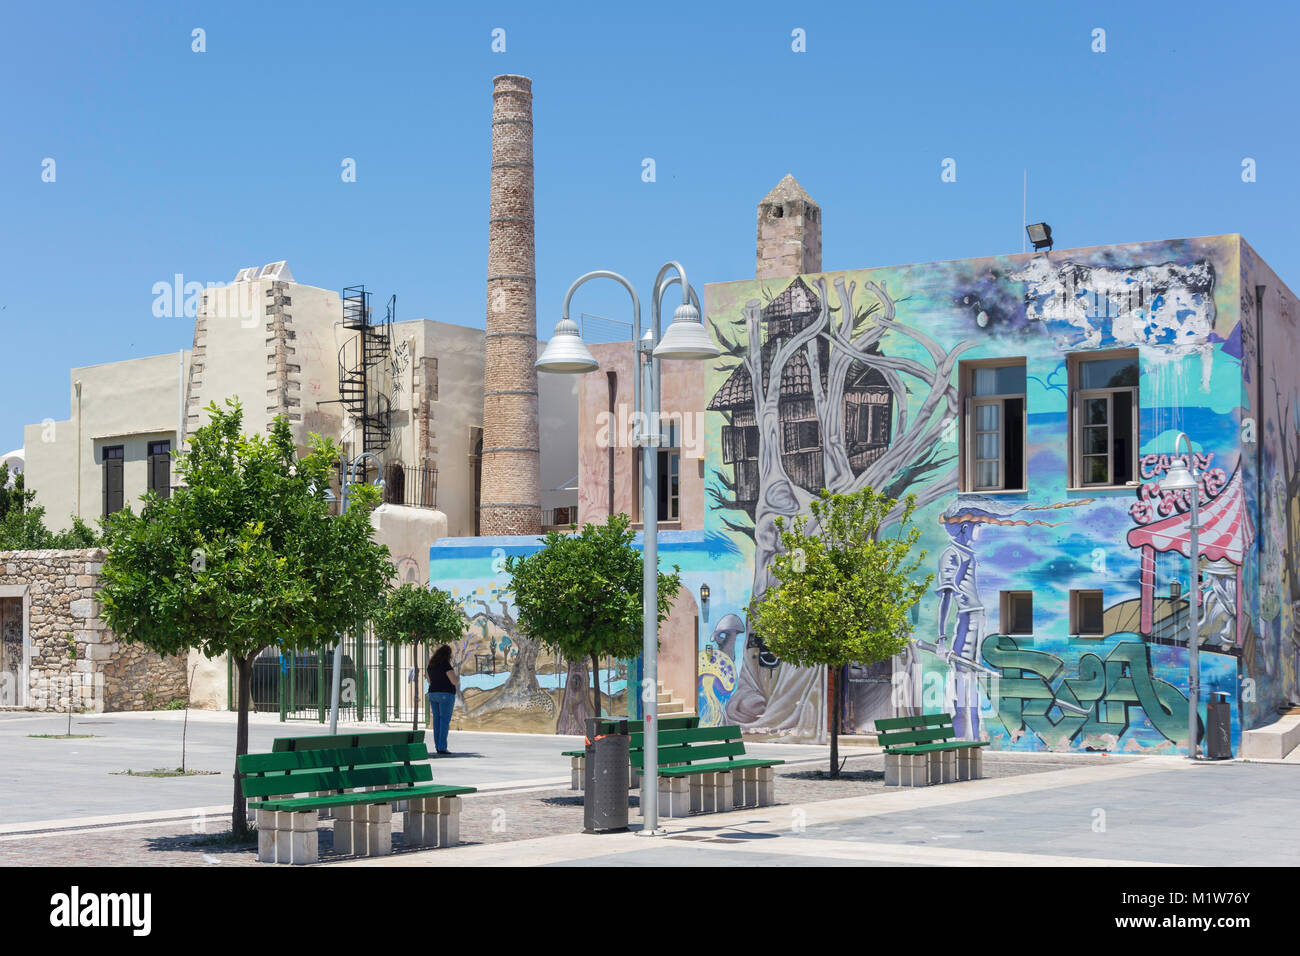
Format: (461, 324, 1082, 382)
(1206, 692, 1232, 760)
(583, 717, 630, 833)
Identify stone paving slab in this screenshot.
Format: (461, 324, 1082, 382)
(0, 752, 1106, 866)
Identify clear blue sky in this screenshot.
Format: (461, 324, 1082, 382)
(3, 0, 1297, 452)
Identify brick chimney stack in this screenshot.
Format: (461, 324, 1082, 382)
(480, 74, 542, 536)
(757, 174, 821, 279)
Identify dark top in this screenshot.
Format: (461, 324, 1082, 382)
(427, 660, 455, 694)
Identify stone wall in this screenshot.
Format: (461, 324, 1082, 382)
(0, 548, 189, 712)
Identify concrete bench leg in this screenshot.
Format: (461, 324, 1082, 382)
(734, 766, 756, 808)
(886, 752, 932, 787)
(334, 804, 393, 857)
(571, 755, 585, 791)
(404, 796, 462, 848)
(754, 766, 775, 807)
(935, 750, 956, 784)
(955, 748, 983, 781)
(656, 776, 691, 818)
(692, 772, 732, 814)
(257, 809, 319, 865)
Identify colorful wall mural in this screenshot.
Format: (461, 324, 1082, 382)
(426, 234, 1299, 753)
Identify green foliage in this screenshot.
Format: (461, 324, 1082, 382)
(97, 400, 394, 663)
(751, 488, 933, 670)
(374, 583, 467, 647)
(95, 399, 393, 834)
(0, 462, 99, 551)
(0, 464, 35, 521)
(505, 513, 681, 667)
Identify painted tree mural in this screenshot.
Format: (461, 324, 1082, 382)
(463, 587, 555, 720)
(708, 276, 973, 736)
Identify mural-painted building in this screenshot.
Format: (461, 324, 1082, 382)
(429, 178, 1299, 755)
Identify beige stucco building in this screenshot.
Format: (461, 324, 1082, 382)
(18, 261, 578, 711)
(22, 351, 191, 528)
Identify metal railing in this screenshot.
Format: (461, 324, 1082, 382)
(542, 506, 578, 528)
(239, 634, 426, 725)
(383, 462, 438, 510)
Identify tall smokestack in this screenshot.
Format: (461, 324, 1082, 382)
(480, 74, 542, 536)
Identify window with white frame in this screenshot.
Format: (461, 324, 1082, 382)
(962, 360, 1026, 492)
(1070, 351, 1138, 488)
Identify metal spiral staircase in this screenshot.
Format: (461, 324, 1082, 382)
(338, 285, 393, 455)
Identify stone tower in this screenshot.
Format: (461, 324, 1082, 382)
(480, 74, 542, 536)
(756, 174, 821, 279)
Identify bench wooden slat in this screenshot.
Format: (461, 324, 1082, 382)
(658, 758, 783, 777)
(874, 713, 954, 731)
(630, 725, 743, 747)
(271, 731, 425, 752)
(632, 741, 746, 769)
(877, 726, 956, 746)
(887, 741, 988, 754)
(241, 762, 434, 798)
(239, 743, 428, 775)
(256, 783, 475, 813)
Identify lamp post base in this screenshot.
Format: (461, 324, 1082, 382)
(635, 827, 668, 837)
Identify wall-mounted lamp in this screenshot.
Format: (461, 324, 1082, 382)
(1169, 581, 1182, 601)
(699, 583, 710, 609)
(1026, 222, 1053, 252)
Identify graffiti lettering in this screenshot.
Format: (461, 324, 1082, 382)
(1130, 453, 1227, 524)
(982, 635, 1188, 748)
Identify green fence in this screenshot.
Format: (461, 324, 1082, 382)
(233, 630, 425, 725)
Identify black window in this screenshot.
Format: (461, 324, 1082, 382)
(1072, 590, 1105, 636)
(1002, 591, 1033, 635)
(102, 446, 125, 517)
(148, 441, 171, 500)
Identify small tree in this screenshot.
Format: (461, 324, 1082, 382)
(505, 514, 681, 727)
(751, 488, 933, 778)
(97, 400, 393, 836)
(374, 583, 469, 721)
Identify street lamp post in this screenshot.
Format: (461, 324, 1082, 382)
(328, 451, 385, 734)
(1159, 433, 1201, 760)
(536, 261, 718, 835)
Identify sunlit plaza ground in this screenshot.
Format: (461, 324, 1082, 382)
(1, 710, 1296, 867)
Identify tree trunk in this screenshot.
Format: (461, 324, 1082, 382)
(232, 655, 253, 838)
(556, 658, 591, 734)
(829, 666, 840, 779)
(591, 652, 601, 719)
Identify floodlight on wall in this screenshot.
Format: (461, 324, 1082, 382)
(536, 317, 599, 373)
(653, 302, 720, 361)
(1026, 222, 1054, 252)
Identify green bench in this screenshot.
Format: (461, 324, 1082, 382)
(562, 715, 699, 791)
(874, 713, 989, 787)
(631, 724, 784, 817)
(237, 736, 475, 864)
(270, 731, 430, 818)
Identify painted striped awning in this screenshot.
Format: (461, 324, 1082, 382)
(1126, 461, 1253, 565)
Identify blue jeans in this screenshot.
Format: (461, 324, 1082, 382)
(427, 692, 455, 753)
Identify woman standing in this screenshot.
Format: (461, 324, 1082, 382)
(426, 645, 459, 755)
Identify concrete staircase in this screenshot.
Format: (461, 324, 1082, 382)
(655, 681, 690, 716)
